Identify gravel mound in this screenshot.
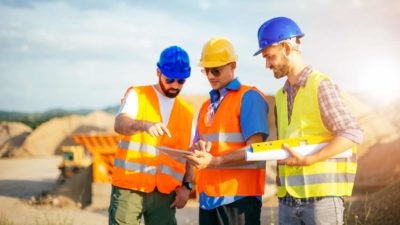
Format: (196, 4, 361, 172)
(0, 122, 32, 157)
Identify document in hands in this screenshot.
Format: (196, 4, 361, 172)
(246, 136, 353, 161)
(157, 146, 194, 158)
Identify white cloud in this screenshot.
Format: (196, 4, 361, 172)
(1, 0, 399, 112)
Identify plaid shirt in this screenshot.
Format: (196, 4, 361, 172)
(278, 66, 363, 206)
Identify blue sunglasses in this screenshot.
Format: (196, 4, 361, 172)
(165, 77, 186, 84)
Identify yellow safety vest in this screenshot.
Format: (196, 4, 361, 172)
(275, 71, 357, 198)
(111, 85, 194, 194)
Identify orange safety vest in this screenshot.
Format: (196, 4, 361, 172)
(197, 85, 266, 196)
(111, 85, 194, 194)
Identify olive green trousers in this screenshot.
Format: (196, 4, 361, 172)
(108, 185, 177, 225)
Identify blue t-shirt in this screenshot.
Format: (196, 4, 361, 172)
(194, 78, 269, 210)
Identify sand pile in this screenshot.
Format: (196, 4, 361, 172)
(346, 179, 400, 225)
(354, 100, 400, 193)
(0, 122, 32, 157)
(14, 111, 115, 157)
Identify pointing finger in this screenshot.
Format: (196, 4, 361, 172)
(160, 124, 172, 138)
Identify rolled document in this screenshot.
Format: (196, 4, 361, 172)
(246, 136, 353, 161)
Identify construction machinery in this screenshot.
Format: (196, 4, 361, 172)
(72, 134, 119, 183)
(53, 134, 119, 208)
(54, 133, 198, 208)
(58, 145, 92, 179)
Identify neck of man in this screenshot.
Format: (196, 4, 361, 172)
(286, 56, 307, 86)
(154, 84, 168, 97)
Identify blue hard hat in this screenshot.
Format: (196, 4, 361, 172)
(157, 46, 191, 79)
(254, 17, 304, 56)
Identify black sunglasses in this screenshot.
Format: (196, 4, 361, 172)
(203, 68, 222, 76)
(165, 77, 186, 84)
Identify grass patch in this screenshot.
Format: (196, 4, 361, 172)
(345, 194, 372, 225)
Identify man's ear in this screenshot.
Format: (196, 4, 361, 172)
(157, 68, 161, 78)
(230, 62, 237, 70)
(283, 42, 292, 56)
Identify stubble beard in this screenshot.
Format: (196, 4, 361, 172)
(273, 56, 289, 79)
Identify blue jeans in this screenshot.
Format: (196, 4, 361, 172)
(278, 197, 344, 225)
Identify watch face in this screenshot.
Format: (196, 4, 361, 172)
(184, 182, 193, 190)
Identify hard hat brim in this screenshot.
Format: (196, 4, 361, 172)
(253, 48, 264, 56)
(160, 68, 191, 79)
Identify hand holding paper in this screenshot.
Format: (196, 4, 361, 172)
(246, 136, 353, 162)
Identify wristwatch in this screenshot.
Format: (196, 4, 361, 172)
(182, 181, 193, 191)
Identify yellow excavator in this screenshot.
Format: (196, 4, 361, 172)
(59, 145, 92, 179)
(55, 134, 196, 208)
(54, 134, 119, 208)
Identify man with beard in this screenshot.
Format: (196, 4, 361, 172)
(253, 17, 363, 225)
(109, 46, 195, 225)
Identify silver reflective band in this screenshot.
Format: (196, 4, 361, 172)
(114, 158, 156, 175)
(201, 132, 244, 143)
(159, 165, 184, 182)
(209, 161, 265, 170)
(119, 141, 158, 155)
(280, 173, 356, 186)
(316, 154, 356, 163)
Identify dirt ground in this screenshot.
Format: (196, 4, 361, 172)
(0, 157, 278, 225)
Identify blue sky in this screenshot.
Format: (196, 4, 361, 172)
(1, 0, 399, 112)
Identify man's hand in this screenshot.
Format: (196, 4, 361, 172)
(191, 140, 212, 152)
(185, 151, 220, 169)
(170, 186, 191, 209)
(143, 121, 171, 138)
(278, 144, 312, 166)
(186, 140, 214, 169)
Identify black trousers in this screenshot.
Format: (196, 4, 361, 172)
(199, 196, 261, 225)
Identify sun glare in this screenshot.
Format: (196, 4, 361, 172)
(355, 58, 399, 105)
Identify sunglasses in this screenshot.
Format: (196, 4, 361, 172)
(165, 77, 186, 84)
(201, 68, 223, 77)
(202, 63, 231, 77)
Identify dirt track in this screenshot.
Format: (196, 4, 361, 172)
(0, 157, 278, 225)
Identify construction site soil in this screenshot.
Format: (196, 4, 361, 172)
(0, 156, 278, 225)
(1, 96, 399, 224)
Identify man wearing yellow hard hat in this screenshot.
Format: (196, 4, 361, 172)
(185, 37, 269, 225)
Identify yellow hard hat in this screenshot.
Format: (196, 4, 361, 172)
(199, 37, 238, 68)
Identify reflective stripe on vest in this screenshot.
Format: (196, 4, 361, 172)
(119, 140, 158, 155)
(158, 164, 184, 182)
(111, 85, 193, 194)
(197, 85, 266, 196)
(279, 173, 356, 186)
(114, 158, 157, 175)
(275, 71, 357, 198)
(114, 158, 184, 182)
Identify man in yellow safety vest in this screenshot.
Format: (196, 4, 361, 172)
(253, 17, 364, 225)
